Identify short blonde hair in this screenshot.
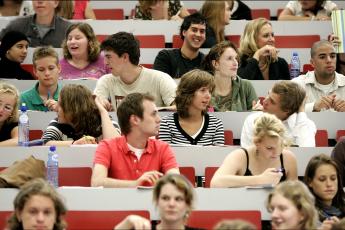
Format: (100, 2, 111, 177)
(253, 113, 290, 147)
(0, 82, 19, 123)
(266, 180, 318, 230)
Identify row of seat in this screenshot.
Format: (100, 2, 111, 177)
(0, 209, 261, 230)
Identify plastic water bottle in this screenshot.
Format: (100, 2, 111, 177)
(18, 103, 29, 146)
(47, 146, 59, 188)
(290, 51, 301, 79)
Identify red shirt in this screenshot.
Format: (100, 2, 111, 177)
(93, 136, 178, 181)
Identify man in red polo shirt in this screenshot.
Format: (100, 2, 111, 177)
(91, 93, 179, 188)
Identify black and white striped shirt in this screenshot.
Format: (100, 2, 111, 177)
(159, 113, 224, 146)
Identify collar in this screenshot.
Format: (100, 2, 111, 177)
(31, 14, 57, 29)
(120, 136, 154, 155)
(32, 83, 60, 105)
(283, 112, 298, 129)
(304, 71, 345, 88)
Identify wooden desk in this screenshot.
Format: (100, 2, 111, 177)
(0, 146, 333, 176)
(0, 187, 272, 220)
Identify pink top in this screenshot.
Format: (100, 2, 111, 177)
(73, 0, 88, 19)
(93, 136, 178, 185)
(60, 54, 109, 80)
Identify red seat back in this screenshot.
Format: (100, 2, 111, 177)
(59, 167, 92, 187)
(275, 35, 320, 48)
(315, 130, 328, 147)
(204, 167, 219, 188)
(251, 9, 270, 19)
(65, 210, 150, 230)
(29, 129, 43, 140)
(224, 130, 233, 145)
(179, 166, 196, 187)
(94, 9, 124, 20)
(336, 130, 345, 142)
(187, 210, 262, 230)
(303, 64, 314, 73)
(0, 211, 13, 230)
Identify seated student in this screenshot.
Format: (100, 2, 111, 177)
(20, 46, 60, 112)
(159, 69, 224, 146)
(5, 178, 67, 230)
(0, 82, 19, 146)
(153, 12, 206, 78)
(238, 18, 290, 81)
(94, 32, 177, 111)
(42, 84, 120, 146)
(0, 30, 34, 80)
(211, 113, 297, 188)
(241, 81, 316, 148)
(134, 0, 189, 20)
(0, 0, 34, 16)
(278, 0, 337, 21)
(115, 174, 195, 230)
(304, 154, 345, 229)
(331, 139, 345, 187)
(293, 40, 345, 112)
(202, 40, 258, 112)
(266, 180, 318, 230)
(0, 0, 71, 48)
(60, 22, 109, 80)
(200, 0, 232, 48)
(91, 93, 179, 188)
(57, 0, 95, 20)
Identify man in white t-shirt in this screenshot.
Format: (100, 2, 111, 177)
(94, 32, 177, 111)
(293, 40, 345, 112)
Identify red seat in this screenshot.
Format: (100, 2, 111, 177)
(187, 210, 262, 230)
(141, 63, 153, 69)
(21, 64, 36, 79)
(315, 130, 328, 147)
(0, 211, 13, 230)
(59, 167, 92, 187)
(29, 129, 43, 140)
(251, 9, 270, 19)
(336, 130, 345, 142)
(65, 210, 150, 230)
(303, 64, 314, 73)
(187, 8, 197, 14)
(274, 35, 320, 48)
(224, 130, 233, 145)
(94, 9, 124, 20)
(98, 35, 165, 48)
(204, 167, 219, 188)
(179, 166, 196, 187)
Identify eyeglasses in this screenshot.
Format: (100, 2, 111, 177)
(0, 102, 13, 113)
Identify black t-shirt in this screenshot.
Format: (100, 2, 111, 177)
(0, 121, 18, 142)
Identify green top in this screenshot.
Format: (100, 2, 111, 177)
(211, 76, 258, 112)
(20, 82, 61, 111)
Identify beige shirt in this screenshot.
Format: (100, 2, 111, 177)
(94, 67, 177, 110)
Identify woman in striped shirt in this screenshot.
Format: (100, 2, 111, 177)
(159, 69, 224, 146)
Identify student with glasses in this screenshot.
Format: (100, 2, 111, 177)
(0, 82, 20, 146)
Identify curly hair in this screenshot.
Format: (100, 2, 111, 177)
(153, 174, 194, 217)
(62, 22, 101, 63)
(0, 82, 19, 124)
(175, 69, 215, 118)
(202, 40, 239, 75)
(266, 180, 318, 230)
(6, 178, 67, 230)
(304, 154, 345, 221)
(59, 84, 102, 139)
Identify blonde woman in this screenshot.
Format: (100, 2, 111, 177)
(238, 18, 290, 80)
(0, 82, 19, 146)
(200, 0, 232, 48)
(211, 113, 297, 188)
(266, 180, 318, 230)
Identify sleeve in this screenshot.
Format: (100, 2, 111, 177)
(42, 120, 63, 143)
(293, 112, 316, 147)
(245, 80, 258, 110)
(158, 116, 173, 143)
(238, 58, 261, 80)
(153, 50, 174, 77)
(213, 118, 225, 145)
(285, 1, 297, 14)
(94, 76, 110, 100)
(159, 142, 179, 173)
(331, 139, 345, 186)
(240, 113, 256, 148)
(159, 74, 177, 106)
(93, 140, 112, 168)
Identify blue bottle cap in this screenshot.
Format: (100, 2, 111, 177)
(292, 51, 298, 56)
(20, 103, 27, 112)
(49, 145, 56, 152)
